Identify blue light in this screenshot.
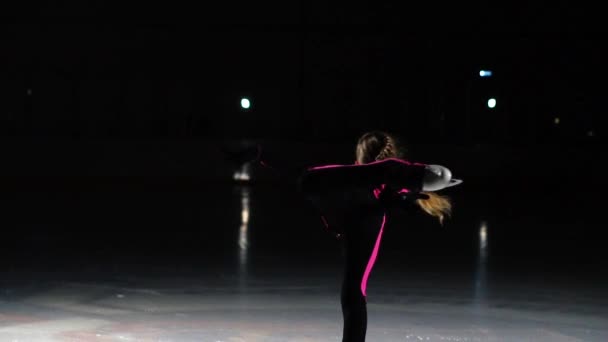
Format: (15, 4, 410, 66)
(241, 98, 251, 110)
(479, 70, 493, 77)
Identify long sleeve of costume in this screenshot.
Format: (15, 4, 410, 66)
(299, 158, 427, 196)
(298, 158, 427, 236)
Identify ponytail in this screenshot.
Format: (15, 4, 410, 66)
(416, 191, 452, 225)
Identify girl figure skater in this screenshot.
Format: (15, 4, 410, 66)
(298, 131, 461, 342)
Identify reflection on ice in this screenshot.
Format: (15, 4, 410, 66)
(238, 186, 250, 289)
(474, 220, 488, 306)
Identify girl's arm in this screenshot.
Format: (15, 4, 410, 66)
(299, 158, 428, 195)
(300, 158, 462, 196)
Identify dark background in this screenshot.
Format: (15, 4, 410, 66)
(1, 4, 607, 282)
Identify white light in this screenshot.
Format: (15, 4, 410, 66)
(588, 130, 594, 137)
(239, 210, 249, 250)
(239, 188, 250, 250)
(233, 163, 251, 181)
(475, 220, 488, 306)
(233, 171, 250, 181)
(480, 221, 487, 249)
(240, 98, 251, 109)
(241, 208, 249, 224)
(487, 98, 496, 109)
(554, 117, 560, 125)
(479, 70, 493, 77)
(238, 188, 250, 268)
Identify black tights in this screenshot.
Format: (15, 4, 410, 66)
(340, 215, 385, 342)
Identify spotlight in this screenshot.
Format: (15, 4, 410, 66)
(487, 98, 497, 109)
(479, 70, 493, 77)
(241, 98, 251, 110)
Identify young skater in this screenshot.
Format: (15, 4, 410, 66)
(228, 131, 461, 341)
(298, 131, 461, 342)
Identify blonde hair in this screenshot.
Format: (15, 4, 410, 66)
(356, 131, 452, 225)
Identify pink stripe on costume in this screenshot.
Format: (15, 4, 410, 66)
(320, 215, 329, 229)
(307, 157, 426, 171)
(308, 164, 348, 170)
(373, 185, 411, 199)
(360, 214, 387, 297)
(373, 184, 385, 199)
